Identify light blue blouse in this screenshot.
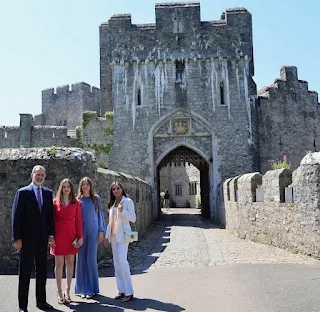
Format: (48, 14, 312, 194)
(80, 195, 106, 233)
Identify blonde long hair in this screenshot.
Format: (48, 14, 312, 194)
(77, 177, 98, 212)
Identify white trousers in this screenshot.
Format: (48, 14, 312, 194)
(111, 236, 134, 296)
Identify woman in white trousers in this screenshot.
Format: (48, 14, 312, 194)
(104, 181, 136, 302)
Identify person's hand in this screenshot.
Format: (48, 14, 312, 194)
(48, 237, 56, 249)
(103, 239, 109, 248)
(14, 239, 22, 253)
(77, 237, 83, 248)
(98, 231, 105, 243)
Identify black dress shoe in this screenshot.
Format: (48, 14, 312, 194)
(36, 302, 54, 311)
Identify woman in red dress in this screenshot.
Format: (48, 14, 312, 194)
(51, 178, 83, 304)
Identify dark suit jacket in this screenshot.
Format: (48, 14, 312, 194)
(12, 184, 55, 246)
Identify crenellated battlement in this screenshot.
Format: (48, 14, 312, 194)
(257, 66, 320, 175)
(104, 5, 251, 33)
(42, 82, 100, 97)
(258, 66, 319, 101)
(100, 4, 253, 62)
(41, 82, 101, 130)
(0, 114, 76, 149)
(100, 3, 254, 113)
(224, 152, 320, 259)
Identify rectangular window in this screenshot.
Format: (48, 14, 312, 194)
(175, 184, 182, 196)
(189, 182, 197, 195)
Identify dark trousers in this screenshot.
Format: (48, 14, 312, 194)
(18, 240, 47, 309)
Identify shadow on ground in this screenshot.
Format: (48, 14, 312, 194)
(61, 294, 185, 312)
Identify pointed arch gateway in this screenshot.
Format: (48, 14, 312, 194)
(157, 145, 210, 218)
(148, 109, 221, 220)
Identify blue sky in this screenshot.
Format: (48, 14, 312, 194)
(0, 0, 318, 125)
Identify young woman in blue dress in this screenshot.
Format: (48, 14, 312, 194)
(74, 177, 106, 299)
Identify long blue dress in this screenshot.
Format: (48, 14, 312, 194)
(75, 195, 106, 295)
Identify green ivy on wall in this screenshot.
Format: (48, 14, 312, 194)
(88, 143, 113, 155)
(82, 111, 97, 128)
(76, 127, 83, 147)
(44, 145, 57, 157)
(104, 127, 114, 135)
(105, 111, 114, 121)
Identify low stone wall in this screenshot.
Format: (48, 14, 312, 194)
(224, 152, 320, 259)
(0, 147, 153, 271)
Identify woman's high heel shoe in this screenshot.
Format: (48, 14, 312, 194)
(122, 294, 134, 302)
(57, 290, 65, 304)
(64, 289, 71, 304)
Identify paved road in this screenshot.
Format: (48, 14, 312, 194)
(1, 208, 320, 312)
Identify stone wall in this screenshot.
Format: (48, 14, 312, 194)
(82, 111, 114, 168)
(101, 3, 258, 220)
(0, 148, 153, 271)
(224, 152, 320, 259)
(37, 82, 101, 130)
(0, 114, 76, 148)
(159, 163, 200, 208)
(257, 66, 320, 173)
(0, 126, 20, 148)
(100, 4, 255, 113)
(102, 12, 258, 180)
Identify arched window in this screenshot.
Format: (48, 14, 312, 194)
(220, 81, 225, 105)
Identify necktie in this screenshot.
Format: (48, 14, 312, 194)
(37, 187, 42, 213)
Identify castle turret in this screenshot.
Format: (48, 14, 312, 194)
(40, 82, 101, 130)
(19, 114, 33, 148)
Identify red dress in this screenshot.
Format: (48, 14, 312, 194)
(50, 198, 83, 256)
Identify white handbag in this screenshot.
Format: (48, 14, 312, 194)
(117, 199, 138, 243)
(121, 217, 138, 243)
(124, 228, 138, 243)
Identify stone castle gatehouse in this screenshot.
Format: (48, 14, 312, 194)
(1, 2, 319, 223)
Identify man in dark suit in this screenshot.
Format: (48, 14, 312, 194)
(12, 165, 55, 312)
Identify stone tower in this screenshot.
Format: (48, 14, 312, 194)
(19, 114, 33, 148)
(35, 82, 101, 131)
(99, 2, 258, 221)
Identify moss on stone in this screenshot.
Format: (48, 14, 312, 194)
(76, 127, 83, 147)
(98, 163, 107, 169)
(44, 145, 57, 157)
(88, 143, 113, 155)
(104, 127, 114, 135)
(82, 111, 97, 128)
(105, 111, 114, 120)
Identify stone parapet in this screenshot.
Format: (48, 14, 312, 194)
(224, 152, 320, 259)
